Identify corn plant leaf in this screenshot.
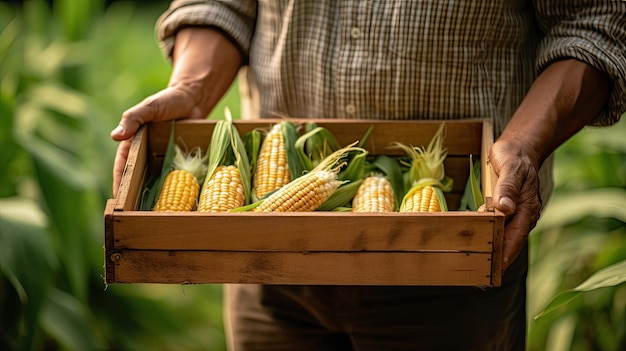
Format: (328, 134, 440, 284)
(40, 288, 100, 351)
(534, 259, 626, 319)
(534, 188, 626, 230)
(140, 121, 175, 211)
(0, 198, 57, 350)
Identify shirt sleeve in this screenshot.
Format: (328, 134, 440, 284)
(533, 0, 626, 126)
(155, 0, 257, 63)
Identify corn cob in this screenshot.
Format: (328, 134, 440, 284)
(352, 174, 395, 212)
(197, 109, 252, 212)
(197, 165, 245, 212)
(153, 145, 207, 212)
(253, 123, 291, 199)
(399, 183, 446, 212)
(396, 123, 451, 212)
(253, 143, 366, 212)
(252, 170, 338, 212)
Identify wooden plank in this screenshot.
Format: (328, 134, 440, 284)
(481, 118, 496, 211)
(111, 211, 497, 252)
(490, 211, 505, 287)
(115, 126, 148, 211)
(107, 250, 493, 286)
(104, 199, 118, 283)
(104, 199, 116, 251)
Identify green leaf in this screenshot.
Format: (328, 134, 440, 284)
(534, 259, 626, 319)
(318, 179, 363, 211)
(227, 110, 252, 204)
(40, 288, 101, 351)
(535, 188, 626, 230)
(0, 198, 58, 350)
(337, 149, 367, 182)
(459, 155, 483, 211)
(295, 125, 341, 171)
(243, 129, 262, 176)
(140, 121, 175, 211)
(281, 120, 305, 180)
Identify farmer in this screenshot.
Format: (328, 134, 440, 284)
(111, 1, 625, 350)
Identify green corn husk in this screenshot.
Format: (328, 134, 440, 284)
(243, 129, 262, 176)
(202, 108, 252, 205)
(317, 125, 373, 211)
(281, 120, 305, 181)
(459, 154, 484, 211)
(295, 124, 342, 171)
(140, 121, 176, 211)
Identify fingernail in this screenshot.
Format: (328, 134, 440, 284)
(111, 125, 124, 136)
(499, 197, 515, 212)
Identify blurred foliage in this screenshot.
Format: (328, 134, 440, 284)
(527, 118, 626, 351)
(0, 1, 235, 350)
(0, 0, 624, 350)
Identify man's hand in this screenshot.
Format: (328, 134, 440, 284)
(111, 86, 207, 142)
(489, 138, 542, 272)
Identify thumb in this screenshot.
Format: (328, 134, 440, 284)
(492, 165, 520, 216)
(496, 193, 516, 215)
(489, 144, 524, 216)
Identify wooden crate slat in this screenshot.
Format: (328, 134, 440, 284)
(115, 126, 148, 211)
(111, 212, 497, 252)
(147, 119, 484, 157)
(107, 250, 493, 286)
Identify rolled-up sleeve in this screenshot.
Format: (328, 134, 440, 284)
(533, 0, 626, 126)
(156, 0, 257, 62)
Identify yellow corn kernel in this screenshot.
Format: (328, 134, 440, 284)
(352, 175, 395, 212)
(254, 124, 290, 198)
(153, 170, 200, 212)
(253, 170, 339, 212)
(400, 185, 442, 212)
(197, 165, 245, 212)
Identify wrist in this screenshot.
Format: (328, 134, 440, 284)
(501, 59, 609, 166)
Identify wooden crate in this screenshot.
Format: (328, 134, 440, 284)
(104, 119, 504, 287)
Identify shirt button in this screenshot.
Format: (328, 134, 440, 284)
(345, 104, 356, 114)
(350, 27, 361, 39)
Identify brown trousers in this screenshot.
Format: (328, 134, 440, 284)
(225, 246, 527, 351)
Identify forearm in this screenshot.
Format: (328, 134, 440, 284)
(500, 59, 610, 167)
(169, 26, 243, 115)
